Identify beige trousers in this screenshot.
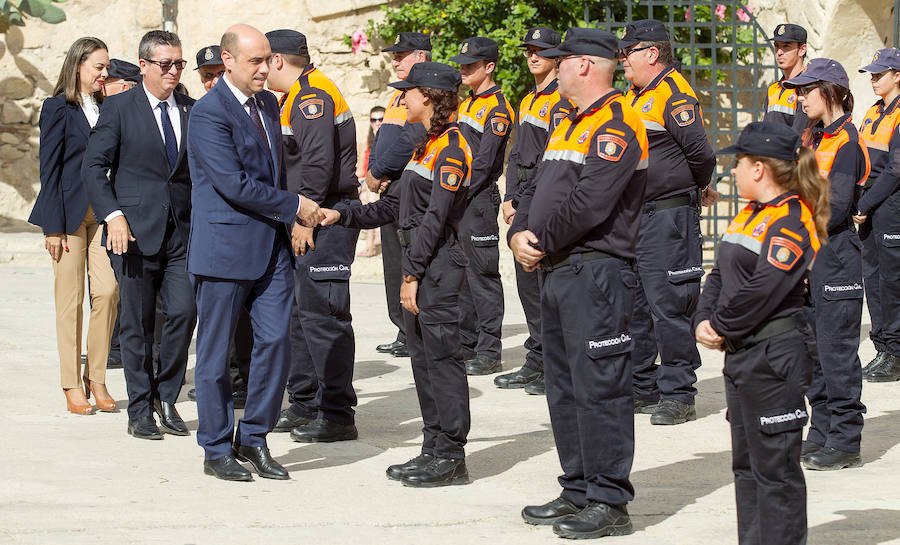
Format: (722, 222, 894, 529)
(52, 207, 118, 389)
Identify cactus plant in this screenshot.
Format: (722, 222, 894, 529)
(1, 0, 68, 33)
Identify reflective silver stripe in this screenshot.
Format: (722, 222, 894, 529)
(721, 232, 762, 254)
(462, 174, 471, 188)
(643, 120, 666, 131)
(542, 149, 587, 164)
(637, 156, 648, 170)
(281, 125, 294, 136)
(334, 110, 353, 125)
(520, 113, 549, 130)
(404, 162, 433, 181)
(458, 115, 484, 133)
(767, 104, 795, 115)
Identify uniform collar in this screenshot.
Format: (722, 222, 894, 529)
(301, 63, 316, 78)
(815, 113, 852, 137)
(469, 84, 500, 99)
(534, 78, 559, 96)
(877, 93, 900, 114)
(632, 65, 675, 97)
(569, 89, 622, 122)
(752, 191, 798, 210)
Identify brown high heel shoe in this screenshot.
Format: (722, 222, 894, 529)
(84, 376, 116, 412)
(64, 388, 94, 415)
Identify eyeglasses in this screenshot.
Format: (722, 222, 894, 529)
(795, 85, 818, 97)
(522, 49, 544, 58)
(618, 46, 652, 60)
(145, 59, 188, 73)
(870, 71, 894, 82)
(557, 55, 595, 66)
(370, 117, 384, 123)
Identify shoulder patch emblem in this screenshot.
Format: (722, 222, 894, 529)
(767, 236, 803, 271)
(597, 134, 628, 161)
(476, 105, 487, 120)
(641, 97, 654, 113)
(299, 98, 324, 120)
(439, 165, 464, 192)
(671, 104, 696, 127)
(490, 117, 509, 136)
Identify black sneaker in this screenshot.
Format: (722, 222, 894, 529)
(273, 408, 313, 433)
(401, 457, 469, 487)
(650, 399, 697, 425)
(521, 497, 581, 525)
(862, 352, 887, 376)
(524, 375, 545, 395)
(552, 502, 633, 539)
(386, 453, 434, 481)
(465, 355, 501, 376)
(801, 440, 824, 461)
(802, 447, 862, 471)
(494, 366, 541, 389)
(290, 418, 358, 443)
(866, 354, 900, 382)
(634, 398, 660, 414)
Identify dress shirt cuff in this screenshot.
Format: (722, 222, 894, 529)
(296, 195, 303, 217)
(104, 210, 124, 223)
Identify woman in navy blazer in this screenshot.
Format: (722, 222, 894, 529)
(28, 37, 119, 415)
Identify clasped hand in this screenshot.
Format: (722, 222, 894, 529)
(695, 319, 724, 351)
(510, 230, 546, 272)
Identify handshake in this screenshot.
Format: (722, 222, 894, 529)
(290, 196, 345, 256)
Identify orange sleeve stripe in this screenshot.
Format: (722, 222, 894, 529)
(780, 227, 803, 241)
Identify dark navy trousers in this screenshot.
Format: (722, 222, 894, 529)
(862, 190, 900, 355)
(515, 260, 543, 372)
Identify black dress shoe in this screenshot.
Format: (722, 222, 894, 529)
(391, 344, 410, 357)
(866, 353, 900, 382)
(386, 453, 434, 481)
(187, 388, 197, 402)
(634, 398, 660, 414)
(863, 351, 887, 376)
(377, 340, 405, 353)
(290, 418, 358, 443)
(650, 399, 697, 425)
(154, 400, 189, 436)
(204, 455, 253, 481)
(466, 355, 501, 375)
(232, 389, 247, 410)
(273, 408, 313, 433)
(553, 502, 633, 538)
(521, 497, 581, 525)
(802, 447, 862, 471)
(233, 444, 289, 480)
(494, 366, 541, 389)
(524, 375, 545, 395)
(127, 416, 163, 440)
(401, 457, 469, 487)
(801, 440, 824, 459)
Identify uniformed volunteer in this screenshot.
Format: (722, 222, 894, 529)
(783, 58, 869, 470)
(855, 48, 900, 382)
(264, 29, 361, 443)
(368, 32, 432, 359)
(195, 45, 225, 93)
(620, 19, 718, 424)
(510, 28, 647, 539)
(695, 121, 827, 545)
(763, 24, 809, 133)
(493, 27, 573, 395)
(450, 37, 514, 376)
(322, 62, 473, 487)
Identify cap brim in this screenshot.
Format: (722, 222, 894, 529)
(537, 46, 570, 58)
(383, 44, 414, 52)
(781, 74, 819, 88)
(195, 61, 223, 69)
(715, 144, 745, 155)
(388, 80, 415, 90)
(768, 36, 805, 43)
(859, 62, 893, 73)
(519, 40, 557, 49)
(449, 53, 486, 64)
(618, 38, 641, 49)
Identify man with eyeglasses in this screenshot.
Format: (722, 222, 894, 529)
(450, 36, 514, 377)
(196, 45, 226, 93)
(763, 24, 809, 133)
(366, 32, 431, 359)
(83, 30, 197, 441)
(494, 27, 573, 395)
(619, 20, 717, 425)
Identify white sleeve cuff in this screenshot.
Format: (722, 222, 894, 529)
(104, 210, 124, 223)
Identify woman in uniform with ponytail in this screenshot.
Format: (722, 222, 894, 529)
(694, 121, 827, 545)
(321, 62, 474, 487)
(855, 48, 900, 382)
(782, 58, 869, 471)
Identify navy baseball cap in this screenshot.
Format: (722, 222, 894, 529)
(449, 37, 499, 64)
(194, 45, 223, 69)
(383, 32, 431, 53)
(717, 121, 803, 161)
(619, 19, 669, 49)
(388, 62, 461, 93)
(538, 28, 618, 59)
(519, 27, 561, 49)
(859, 48, 900, 73)
(107, 59, 141, 82)
(266, 30, 308, 56)
(769, 23, 807, 44)
(783, 58, 849, 89)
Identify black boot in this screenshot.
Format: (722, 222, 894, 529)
(401, 457, 469, 487)
(524, 374, 545, 395)
(466, 355, 501, 375)
(866, 353, 900, 382)
(290, 418, 358, 443)
(386, 453, 434, 481)
(862, 351, 887, 376)
(521, 497, 580, 525)
(650, 399, 697, 425)
(552, 502, 633, 539)
(494, 366, 541, 389)
(802, 447, 862, 470)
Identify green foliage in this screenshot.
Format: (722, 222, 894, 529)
(0, 0, 67, 33)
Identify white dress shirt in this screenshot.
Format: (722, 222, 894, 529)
(80, 93, 99, 128)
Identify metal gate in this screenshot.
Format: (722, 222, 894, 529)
(584, 0, 778, 264)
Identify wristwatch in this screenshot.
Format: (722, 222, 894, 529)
(403, 275, 418, 283)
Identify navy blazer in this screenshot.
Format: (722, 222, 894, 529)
(186, 77, 299, 280)
(82, 86, 194, 256)
(29, 94, 94, 235)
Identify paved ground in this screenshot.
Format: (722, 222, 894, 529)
(2, 256, 899, 545)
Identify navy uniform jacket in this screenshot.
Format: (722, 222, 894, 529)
(457, 85, 514, 197)
(810, 114, 870, 233)
(858, 95, 900, 215)
(762, 79, 810, 134)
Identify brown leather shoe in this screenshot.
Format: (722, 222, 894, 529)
(64, 388, 94, 415)
(84, 377, 117, 412)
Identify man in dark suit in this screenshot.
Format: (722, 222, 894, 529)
(187, 23, 323, 482)
(83, 30, 196, 440)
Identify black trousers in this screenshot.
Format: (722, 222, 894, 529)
(806, 228, 866, 452)
(862, 190, 900, 355)
(515, 260, 543, 372)
(381, 222, 406, 344)
(458, 187, 504, 359)
(631, 201, 703, 404)
(543, 255, 636, 506)
(404, 243, 470, 459)
(287, 210, 360, 425)
(110, 223, 196, 419)
(724, 326, 813, 545)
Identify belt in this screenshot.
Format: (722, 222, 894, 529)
(398, 227, 449, 248)
(722, 313, 803, 354)
(644, 191, 694, 214)
(541, 249, 619, 272)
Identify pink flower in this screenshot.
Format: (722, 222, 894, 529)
(685, 7, 691, 21)
(737, 8, 750, 22)
(351, 30, 369, 54)
(715, 4, 727, 20)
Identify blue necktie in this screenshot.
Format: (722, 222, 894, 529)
(246, 97, 269, 148)
(159, 102, 178, 171)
